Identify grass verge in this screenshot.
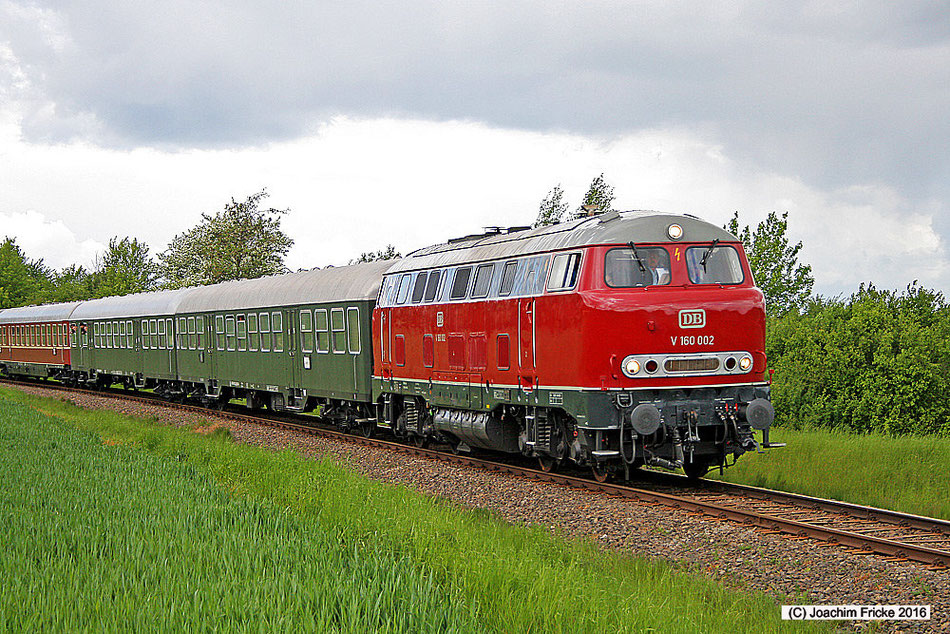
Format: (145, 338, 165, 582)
(0, 387, 824, 632)
(709, 426, 950, 520)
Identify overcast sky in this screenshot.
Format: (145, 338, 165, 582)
(1, 1, 949, 296)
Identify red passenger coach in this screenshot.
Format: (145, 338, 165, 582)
(372, 211, 776, 479)
(0, 303, 81, 379)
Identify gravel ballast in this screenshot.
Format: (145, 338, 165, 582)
(9, 383, 949, 633)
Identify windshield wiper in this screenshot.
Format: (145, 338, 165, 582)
(700, 239, 720, 272)
(627, 241, 647, 274)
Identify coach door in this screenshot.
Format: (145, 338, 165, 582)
(518, 297, 536, 389)
(287, 309, 298, 390)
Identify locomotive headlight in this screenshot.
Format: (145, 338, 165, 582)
(667, 223, 683, 240)
(739, 355, 753, 371)
(621, 355, 641, 377)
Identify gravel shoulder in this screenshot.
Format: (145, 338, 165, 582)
(10, 383, 949, 633)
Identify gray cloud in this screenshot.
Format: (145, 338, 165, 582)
(1, 0, 949, 204)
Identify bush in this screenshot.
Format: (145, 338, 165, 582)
(768, 283, 950, 436)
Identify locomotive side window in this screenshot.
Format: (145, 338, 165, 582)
(471, 264, 494, 298)
(547, 252, 581, 291)
(272, 312, 284, 352)
(686, 245, 744, 285)
(247, 313, 258, 351)
(450, 267, 472, 300)
(498, 261, 519, 296)
(300, 310, 314, 353)
(605, 247, 671, 287)
(237, 315, 247, 351)
(215, 315, 225, 350)
(315, 309, 329, 353)
(396, 274, 412, 305)
(423, 270, 442, 302)
(330, 308, 345, 353)
(497, 334, 510, 370)
(411, 272, 428, 304)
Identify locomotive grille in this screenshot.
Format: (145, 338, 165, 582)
(664, 357, 720, 373)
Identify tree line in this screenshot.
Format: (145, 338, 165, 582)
(2, 179, 946, 437)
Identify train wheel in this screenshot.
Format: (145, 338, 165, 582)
(538, 456, 557, 473)
(411, 433, 427, 448)
(359, 421, 376, 438)
(591, 463, 612, 483)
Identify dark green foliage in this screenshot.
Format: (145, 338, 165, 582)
(573, 173, 615, 220)
(534, 184, 568, 227)
(351, 244, 400, 264)
(0, 237, 53, 308)
(92, 236, 158, 297)
(768, 283, 950, 436)
(159, 189, 293, 288)
(727, 211, 814, 315)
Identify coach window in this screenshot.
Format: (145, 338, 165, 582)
(176, 318, 186, 349)
(186, 317, 196, 350)
(410, 272, 428, 304)
(93, 323, 99, 348)
(247, 313, 258, 351)
(126, 321, 132, 348)
(166, 319, 174, 349)
(472, 264, 494, 298)
(450, 267, 472, 300)
(158, 319, 168, 349)
(272, 312, 284, 352)
(300, 310, 314, 353)
(108, 322, 114, 348)
(120, 321, 127, 349)
(423, 270, 441, 303)
(198, 318, 206, 350)
(140, 320, 148, 349)
(395, 274, 412, 305)
(237, 315, 247, 352)
(259, 313, 270, 352)
(225, 315, 236, 351)
(499, 261, 518, 296)
(547, 252, 581, 292)
(330, 308, 346, 353)
(346, 307, 360, 354)
(147, 319, 157, 349)
(113, 321, 119, 348)
(215, 315, 225, 350)
(315, 309, 329, 353)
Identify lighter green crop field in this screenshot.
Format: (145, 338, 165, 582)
(0, 387, 825, 633)
(709, 426, 950, 520)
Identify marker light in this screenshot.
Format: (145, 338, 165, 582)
(668, 223, 683, 240)
(739, 355, 753, 371)
(622, 356, 641, 377)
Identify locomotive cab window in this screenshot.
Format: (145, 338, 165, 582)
(547, 252, 581, 291)
(605, 247, 671, 288)
(686, 245, 744, 285)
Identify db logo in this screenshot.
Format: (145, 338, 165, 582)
(679, 309, 706, 329)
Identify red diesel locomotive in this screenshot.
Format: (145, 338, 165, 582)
(373, 210, 775, 479)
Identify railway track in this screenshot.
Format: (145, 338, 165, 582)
(5, 377, 949, 570)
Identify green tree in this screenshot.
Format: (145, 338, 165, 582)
(0, 237, 53, 308)
(48, 265, 95, 302)
(534, 184, 569, 227)
(727, 211, 814, 315)
(351, 244, 401, 264)
(92, 237, 158, 298)
(159, 189, 294, 288)
(572, 173, 615, 220)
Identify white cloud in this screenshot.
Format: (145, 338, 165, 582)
(0, 116, 945, 295)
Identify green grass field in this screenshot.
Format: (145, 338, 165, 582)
(0, 387, 822, 633)
(709, 426, 950, 520)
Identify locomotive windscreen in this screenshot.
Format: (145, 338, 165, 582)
(686, 245, 744, 285)
(604, 247, 671, 287)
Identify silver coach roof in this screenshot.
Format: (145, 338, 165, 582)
(386, 210, 738, 273)
(0, 301, 82, 324)
(70, 288, 195, 321)
(176, 260, 394, 313)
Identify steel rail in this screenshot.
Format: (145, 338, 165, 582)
(3, 377, 948, 568)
